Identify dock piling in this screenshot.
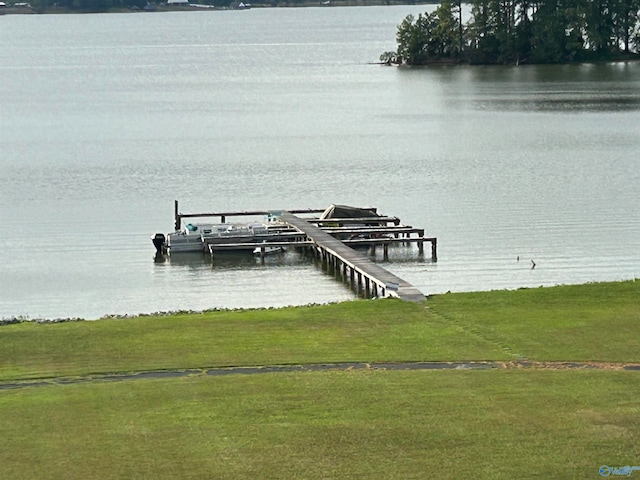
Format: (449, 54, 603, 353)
(174, 200, 181, 231)
(279, 212, 427, 302)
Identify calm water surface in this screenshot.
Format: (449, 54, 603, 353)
(1, 7, 639, 319)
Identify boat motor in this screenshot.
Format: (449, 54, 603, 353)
(152, 233, 166, 254)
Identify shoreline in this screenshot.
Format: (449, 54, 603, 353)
(1, 1, 437, 14)
(1, 278, 637, 324)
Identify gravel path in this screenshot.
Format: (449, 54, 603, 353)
(1, 361, 639, 391)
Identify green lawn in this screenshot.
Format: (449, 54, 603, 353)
(1, 369, 638, 479)
(426, 281, 640, 362)
(1, 280, 639, 479)
(0, 300, 507, 382)
(2, 281, 638, 382)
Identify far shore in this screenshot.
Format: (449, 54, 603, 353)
(0, 0, 437, 14)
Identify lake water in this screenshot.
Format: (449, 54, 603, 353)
(1, 7, 639, 320)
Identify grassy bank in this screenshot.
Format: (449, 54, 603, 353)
(1, 280, 639, 479)
(426, 280, 640, 362)
(0, 299, 506, 382)
(1, 281, 638, 382)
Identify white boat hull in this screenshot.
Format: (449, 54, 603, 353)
(156, 220, 295, 254)
(252, 245, 285, 256)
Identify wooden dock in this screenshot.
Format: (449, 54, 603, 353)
(278, 212, 427, 302)
(169, 201, 436, 302)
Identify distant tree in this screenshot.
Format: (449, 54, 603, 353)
(392, 3, 462, 65)
(611, 0, 640, 53)
(431, 1, 462, 57)
(379, 51, 401, 65)
(528, 0, 583, 62)
(395, 13, 433, 64)
(386, 0, 639, 65)
(584, 0, 615, 53)
(466, 0, 517, 63)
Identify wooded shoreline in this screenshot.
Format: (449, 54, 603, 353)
(383, 1, 640, 66)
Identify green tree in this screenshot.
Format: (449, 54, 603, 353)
(395, 13, 432, 64)
(392, 3, 462, 65)
(584, 0, 611, 52)
(387, 0, 638, 65)
(432, 1, 462, 57)
(528, 0, 578, 62)
(612, 0, 640, 52)
(467, 0, 520, 63)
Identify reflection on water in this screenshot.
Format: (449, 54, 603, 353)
(405, 62, 640, 113)
(164, 249, 311, 270)
(163, 243, 435, 270)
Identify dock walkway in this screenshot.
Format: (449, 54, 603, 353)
(279, 212, 426, 302)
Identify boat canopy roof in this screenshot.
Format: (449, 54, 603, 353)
(320, 204, 379, 220)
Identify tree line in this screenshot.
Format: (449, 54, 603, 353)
(381, 0, 640, 65)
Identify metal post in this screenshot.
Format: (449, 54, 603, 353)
(174, 200, 181, 231)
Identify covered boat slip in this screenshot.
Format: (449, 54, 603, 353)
(162, 201, 437, 302)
